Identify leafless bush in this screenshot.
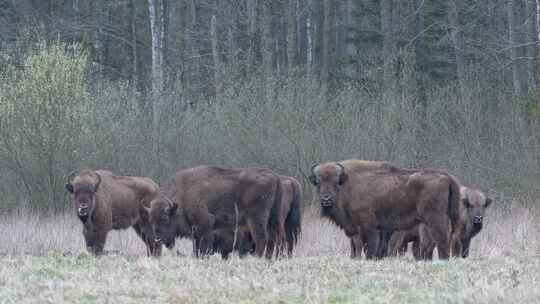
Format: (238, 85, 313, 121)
(0, 43, 538, 211)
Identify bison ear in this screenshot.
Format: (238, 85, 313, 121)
(169, 202, 178, 216)
(338, 173, 348, 185)
(308, 174, 318, 186)
(485, 197, 493, 208)
(462, 197, 471, 208)
(65, 183, 74, 193)
(141, 205, 151, 216)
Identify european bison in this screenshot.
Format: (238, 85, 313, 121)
(145, 166, 282, 258)
(309, 160, 462, 260)
(209, 175, 303, 259)
(65, 169, 161, 256)
(388, 185, 492, 259)
(418, 186, 492, 259)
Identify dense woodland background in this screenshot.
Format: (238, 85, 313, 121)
(0, 0, 539, 211)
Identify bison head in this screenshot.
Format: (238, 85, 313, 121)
(145, 195, 178, 249)
(65, 170, 101, 223)
(461, 187, 493, 229)
(309, 162, 348, 208)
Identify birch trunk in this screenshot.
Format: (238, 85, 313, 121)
(448, 0, 466, 95)
(287, 0, 297, 73)
(211, 15, 221, 96)
(148, 0, 164, 179)
(508, 0, 528, 96)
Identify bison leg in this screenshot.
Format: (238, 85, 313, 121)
(364, 229, 380, 260)
(412, 240, 422, 260)
(426, 223, 450, 260)
(460, 237, 472, 258)
(132, 223, 162, 257)
(349, 235, 364, 259)
(418, 225, 436, 260)
(247, 218, 268, 258)
(376, 230, 392, 259)
(452, 238, 463, 258)
(387, 231, 405, 257)
(195, 233, 214, 257)
(85, 231, 107, 256)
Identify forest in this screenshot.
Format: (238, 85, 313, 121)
(0, 0, 539, 211)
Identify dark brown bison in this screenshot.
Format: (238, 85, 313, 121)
(388, 185, 492, 259)
(208, 175, 303, 259)
(145, 166, 282, 258)
(65, 169, 161, 256)
(309, 159, 462, 260)
(418, 186, 492, 259)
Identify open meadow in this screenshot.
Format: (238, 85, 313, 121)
(1, 198, 539, 304)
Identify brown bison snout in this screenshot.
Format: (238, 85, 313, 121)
(77, 205, 89, 216)
(320, 194, 334, 207)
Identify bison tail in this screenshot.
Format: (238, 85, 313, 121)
(268, 175, 285, 258)
(285, 181, 302, 255)
(447, 175, 462, 234)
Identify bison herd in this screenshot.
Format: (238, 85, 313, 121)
(65, 160, 492, 260)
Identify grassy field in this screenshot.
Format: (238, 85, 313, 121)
(0, 199, 539, 303)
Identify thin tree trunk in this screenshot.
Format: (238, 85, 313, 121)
(307, 2, 314, 71)
(287, 0, 297, 73)
(297, 0, 308, 66)
(131, 0, 138, 90)
(537, 0, 540, 40)
(343, 0, 355, 78)
(314, 0, 324, 76)
(227, 3, 238, 68)
(185, 0, 199, 90)
(148, 0, 163, 95)
(247, 0, 257, 72)
(414, 0, 428, 167)
(211, 15, 221, 96)
(508, 0, 528, 96)
(381, 0, 396, 92)
(448, 0, 466, 95)
(148, 0, 164, 179)
(525, 0, 539, 89)
(322, 0, 336, 90)
(261, 1, 273, 77)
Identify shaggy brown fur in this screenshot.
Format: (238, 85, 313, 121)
(309, 160, 462, 260)
(65, 169, 161, 256)
(146, 166, 282, 258)
(209, 175, 303, 259)
(387, 186, 492, 259)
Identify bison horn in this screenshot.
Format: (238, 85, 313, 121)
(93, 172, 102, 193)
(163, 196, 174, 207)
(311, 164, 320, 176)
(335, 163, 345, 176)
(335, 163, 347, 185)
(65, 170, 78, 184)
(142, 205, 151, 215)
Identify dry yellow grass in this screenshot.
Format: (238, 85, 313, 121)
(0, 198, 538, 303)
